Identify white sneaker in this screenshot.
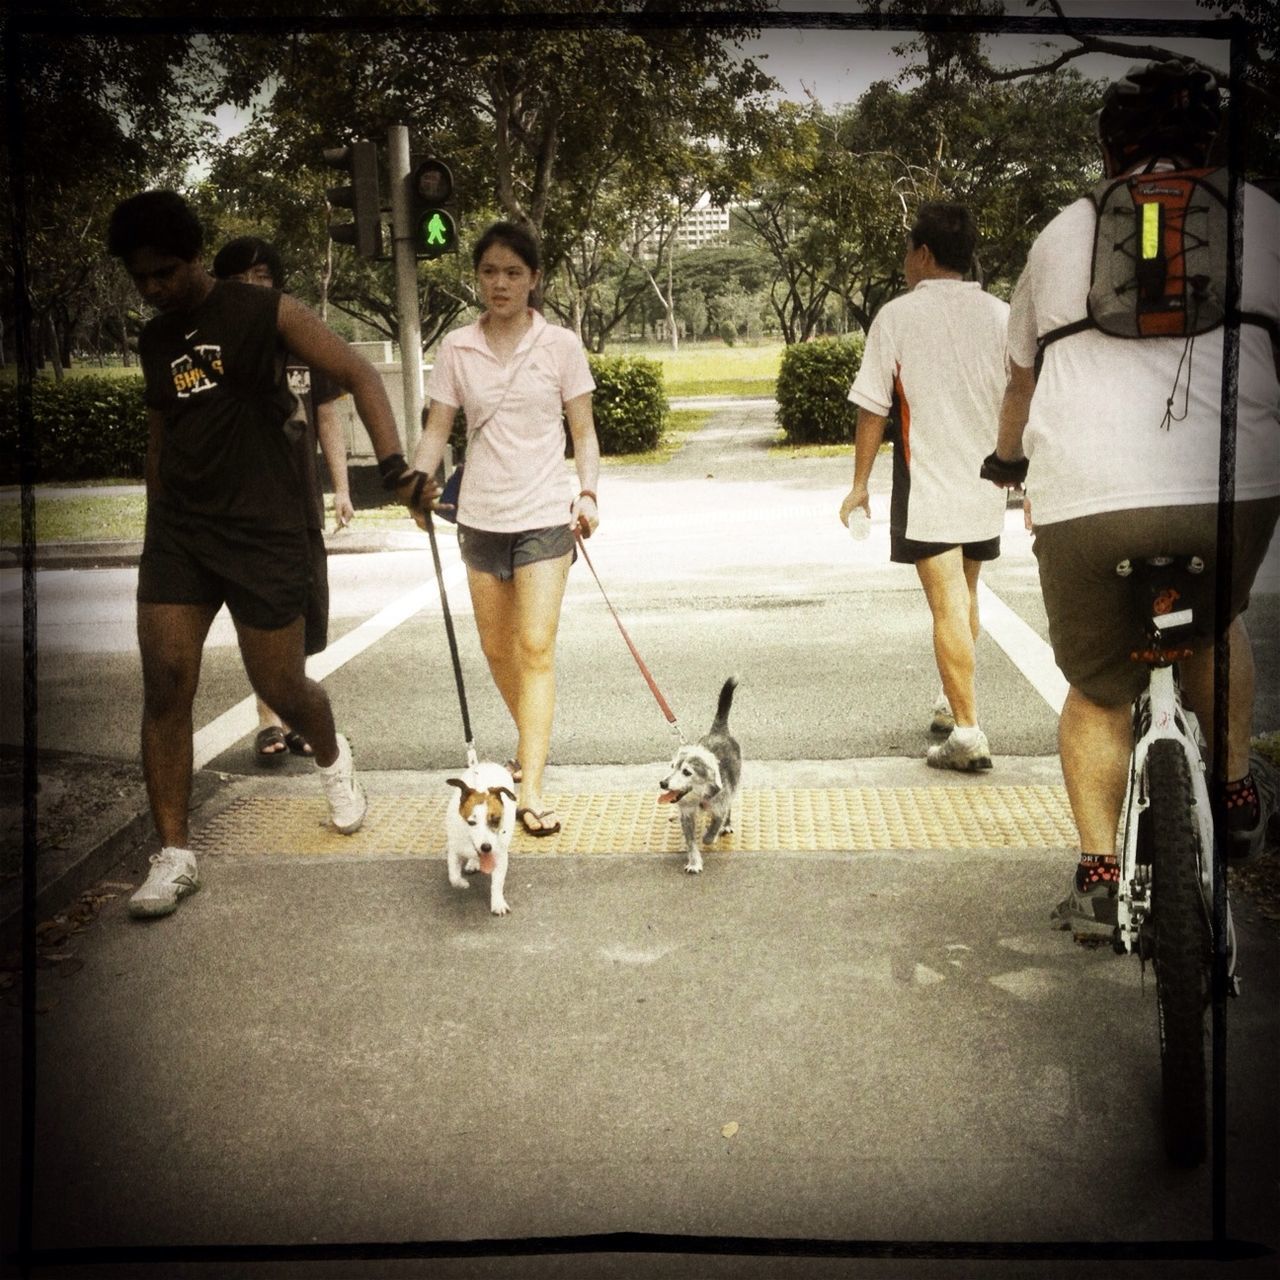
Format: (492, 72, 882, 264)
(318, 732, 367, 834)
(926, 727, 993, 772)
(930, 693, 955, 735)
(129, 847, 199, 918)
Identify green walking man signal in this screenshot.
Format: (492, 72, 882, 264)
(410, 157, 458, 259)
(424, 211, 449, 246)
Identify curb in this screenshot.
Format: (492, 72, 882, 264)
(0, 526, 451, 571)
(0, 768, 229, 947)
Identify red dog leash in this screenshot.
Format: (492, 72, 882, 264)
(574, 528, 685, 744)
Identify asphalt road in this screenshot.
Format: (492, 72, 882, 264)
(6, 400, 1277, 771)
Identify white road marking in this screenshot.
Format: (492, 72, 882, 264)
(191, 559, 467, 769)
(977, 581, 1068, 716)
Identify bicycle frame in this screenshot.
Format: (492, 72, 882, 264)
(1114, 557, 1237, 987)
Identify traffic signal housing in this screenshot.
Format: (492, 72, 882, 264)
(324, 140, 383, 259)
(410, 157, 458, 260)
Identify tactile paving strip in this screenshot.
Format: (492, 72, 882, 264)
(191, 785, 1078, 858)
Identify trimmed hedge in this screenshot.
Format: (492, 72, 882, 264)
(0, 376, 149, 484)
(774, 335, 865, 445)
(1, 349, 669, 484)
(586, 353, 667, 454)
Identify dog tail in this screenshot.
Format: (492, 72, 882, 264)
(712, 675, 739, 732)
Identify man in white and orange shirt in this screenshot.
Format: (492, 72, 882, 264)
(840, 202, 1010, 771)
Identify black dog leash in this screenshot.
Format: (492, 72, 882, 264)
(424, 505, 479, 769)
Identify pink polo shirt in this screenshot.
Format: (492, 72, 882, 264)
(426, 310, 596, 533)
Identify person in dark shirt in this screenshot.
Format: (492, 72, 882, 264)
(211, 236, 354, 764)
(107, 190, 434, 919)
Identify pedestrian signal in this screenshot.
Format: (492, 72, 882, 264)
(410, 158, 458, 260)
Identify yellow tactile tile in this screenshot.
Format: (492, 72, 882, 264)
(190, 786, 1078, 858)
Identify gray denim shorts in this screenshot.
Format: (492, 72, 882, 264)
(456, 522, 576, 581)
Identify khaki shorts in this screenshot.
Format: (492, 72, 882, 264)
(1033, 498, 1280, 706)
(457, 522, 575, 581)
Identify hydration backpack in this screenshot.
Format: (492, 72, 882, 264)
(1038, 165, 1277, 358)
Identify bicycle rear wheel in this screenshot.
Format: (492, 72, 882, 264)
(1146, 738, 1211, 1167)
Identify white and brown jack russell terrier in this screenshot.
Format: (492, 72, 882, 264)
(446, 762, 518, 916)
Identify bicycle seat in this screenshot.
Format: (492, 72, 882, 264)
(1115, 555, 1207, 664)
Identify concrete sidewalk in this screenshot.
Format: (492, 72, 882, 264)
(4, 759, 1278, 1276)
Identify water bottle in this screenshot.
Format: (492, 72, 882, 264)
(848, 508, 870, 541)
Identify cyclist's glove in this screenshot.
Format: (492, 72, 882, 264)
(980, 450, 1029, 487)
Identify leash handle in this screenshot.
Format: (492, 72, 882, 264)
(424, 506, 476, 757)
(575, 530, 684, 742)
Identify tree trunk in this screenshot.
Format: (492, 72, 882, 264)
(666, 244, 678, 353)
(118, 307, 132, 366)
(44, 312, 64, 383)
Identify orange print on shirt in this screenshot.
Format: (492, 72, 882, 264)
(893, 362, 911, 467)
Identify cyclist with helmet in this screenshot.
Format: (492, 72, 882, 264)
(984, 59, 1280, 936)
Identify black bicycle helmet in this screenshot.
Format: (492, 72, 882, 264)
(1097, 58, 1223, 176)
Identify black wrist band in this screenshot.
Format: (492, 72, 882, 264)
(377, 452, 407, 481)
(980, 450, 1028, 485)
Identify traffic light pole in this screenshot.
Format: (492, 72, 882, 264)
(387, 124, 424, 455)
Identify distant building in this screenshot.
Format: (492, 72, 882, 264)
(638, 192, 734, 256)
(677, 194, 732, 249)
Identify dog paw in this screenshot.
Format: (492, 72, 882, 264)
(683, 861, 703, 875)
(463, 856, 480, 874)
(490, 899, 511, 916)
(449, 877, 470, 891)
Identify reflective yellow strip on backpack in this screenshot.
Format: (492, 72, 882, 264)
(1142, 201, 1161, 259)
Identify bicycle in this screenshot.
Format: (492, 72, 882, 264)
(1110, 553, 1238, 1168)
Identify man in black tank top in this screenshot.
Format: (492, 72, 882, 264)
(107, 191, 435, 919)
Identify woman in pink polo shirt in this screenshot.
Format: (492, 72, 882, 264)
(412, 221, 600, 838)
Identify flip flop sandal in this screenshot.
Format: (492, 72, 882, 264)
(517, 807, 561, 838)
(506, 759, 523, 783)
(255, 725, 288, 763)
(284, 730, 315, 757)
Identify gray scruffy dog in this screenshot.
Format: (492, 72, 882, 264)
(658, 676, 741, 874)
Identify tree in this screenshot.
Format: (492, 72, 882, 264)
(199, 1, 778, 349)
(864, 0, 1277, 174)
(737, 103, 850, 342)
(2, 13, 213, 372)
(841, 70, 1101, 299)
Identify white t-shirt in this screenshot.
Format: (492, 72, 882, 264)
(1007, 180, 1280, 526)
(426, 310, 596, 533)
(848, 279, 1009, 544)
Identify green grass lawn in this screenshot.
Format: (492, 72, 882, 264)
(12, 340, 784, 398)
(0, 364, 145, 382)
(0, 492, 417, 545)
(608, 339, 782, 398)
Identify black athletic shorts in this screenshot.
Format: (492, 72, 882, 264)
(890, 532, 1001, 564)
(137, 506, 313, 634)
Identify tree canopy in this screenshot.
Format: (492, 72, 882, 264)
(3, 1, 1273, 369)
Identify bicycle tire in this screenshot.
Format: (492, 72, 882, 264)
(1146, 738, 1211, 1167)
